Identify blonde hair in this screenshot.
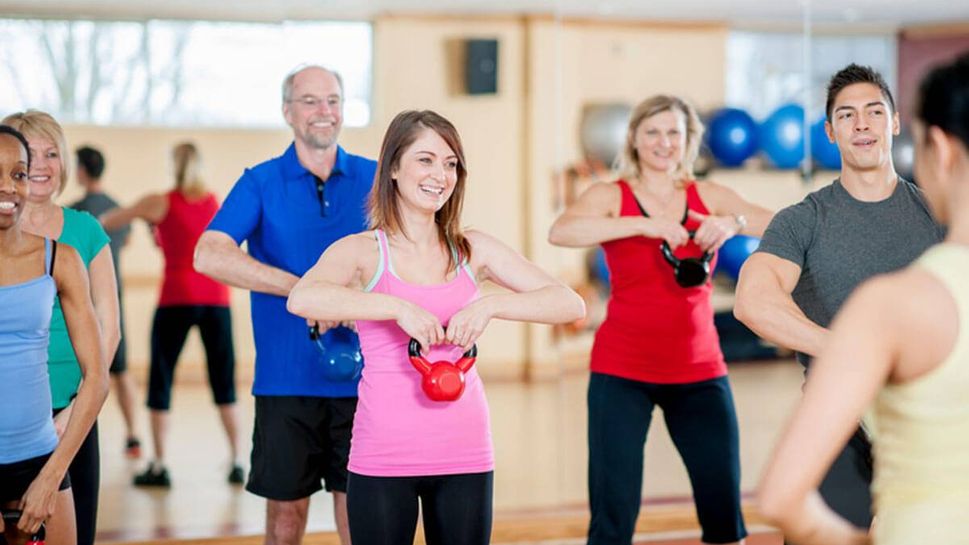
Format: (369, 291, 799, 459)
(172, 142, 205, 196)
(617, 95, 705, 183)
(2, 110, 70, 195)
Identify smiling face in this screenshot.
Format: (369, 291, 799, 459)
(391, 128, 459, 214)
(632, 108, 687, 176)
(0, 134, 30, 230)
(282, 67, 344, 151)
(25, 135, 63, 203)
(825, 82, 900, 174)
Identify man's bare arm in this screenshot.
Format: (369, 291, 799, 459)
(194, 230, 299, 297)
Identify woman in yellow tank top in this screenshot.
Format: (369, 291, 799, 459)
(758, 53, 969, 545)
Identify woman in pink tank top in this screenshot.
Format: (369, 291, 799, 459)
(100, 142, 242, 488)
(288, 110, 585, 545)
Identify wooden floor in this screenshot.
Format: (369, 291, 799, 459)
(92, 359, 802, 544)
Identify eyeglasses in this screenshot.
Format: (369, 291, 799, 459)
(315, 176, 328, 217)
(288, 95, 342, 109)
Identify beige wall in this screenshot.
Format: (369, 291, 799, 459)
(524, 19, 730, 376)
(59, 14, 527, 382)
(56, 15, 757, 382)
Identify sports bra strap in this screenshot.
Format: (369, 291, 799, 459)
(375, 229, 396, 276)
(46, 239, 56, 276)
(628, 183, 690, 225)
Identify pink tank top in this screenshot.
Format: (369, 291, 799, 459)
(350, 230, 494, 477)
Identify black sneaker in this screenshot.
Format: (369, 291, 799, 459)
(227, 464, 245, 485)
(133, 465, 171, 488)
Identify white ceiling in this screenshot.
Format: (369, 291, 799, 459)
(0, 0, 966, 28)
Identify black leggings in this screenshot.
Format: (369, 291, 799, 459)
(347, 471, 493, 545)
(587, 373, 746, 545)
(51, 411, 99, 545)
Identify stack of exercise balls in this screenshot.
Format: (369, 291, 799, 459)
(704, 104, 842, 171)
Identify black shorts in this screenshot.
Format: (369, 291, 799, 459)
(147, 305, 236, 410)
(247, 396, 357, 500)
(0, 453, 71, 503)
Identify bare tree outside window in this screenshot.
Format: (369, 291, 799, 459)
(0, 18, 372, 127)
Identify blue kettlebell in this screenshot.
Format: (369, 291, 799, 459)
(309, 325, 363, 382)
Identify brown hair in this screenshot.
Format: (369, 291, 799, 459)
(368, 110, 471, 272)
(172, 141, 205, 196)
(617, 95, 704, 183)
(2, 110, 70, 195)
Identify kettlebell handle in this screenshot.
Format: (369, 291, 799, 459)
(1, 509, 46, 544)
(408, 338, 478, 360)
(659, 231, 712, 268)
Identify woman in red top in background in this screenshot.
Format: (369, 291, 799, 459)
(101, 142, 242, 487)
(549, 95, 773, 545)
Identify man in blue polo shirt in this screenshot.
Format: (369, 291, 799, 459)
(195, 65, 375, 545)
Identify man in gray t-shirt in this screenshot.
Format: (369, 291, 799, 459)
(70, 145, 141, 458)
(757, 177, 943, 368)
(735, 65, 944, 533)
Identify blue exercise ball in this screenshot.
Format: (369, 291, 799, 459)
(588, 246, 610, 288)
(810, 117, 841, 170)
(759, 104, 805, 169)
(706, 108, 759, 167)
(717, 235, 760, 281)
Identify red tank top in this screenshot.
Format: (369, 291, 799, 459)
(155, 191, 230, 307)
(589, 180, 726, 384)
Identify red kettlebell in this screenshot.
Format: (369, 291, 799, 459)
(1, 510, 46, 545)
(408, 338, 478, 402)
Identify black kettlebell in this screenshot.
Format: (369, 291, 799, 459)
(659, 233, 713, 288)
(1, 510, 46, 545)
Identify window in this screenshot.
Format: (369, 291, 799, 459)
(0, 18, 372, 127)
(725, 31, 896, 119)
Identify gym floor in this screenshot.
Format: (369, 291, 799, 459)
(95, 359, 801, 544)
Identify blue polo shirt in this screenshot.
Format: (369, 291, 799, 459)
(208, 143, 376, 397)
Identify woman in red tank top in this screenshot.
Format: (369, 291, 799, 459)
(100, 142, 242, 488)
(550, 95, 773, 545)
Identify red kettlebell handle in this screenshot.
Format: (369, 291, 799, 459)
(408, 338, 477, 374)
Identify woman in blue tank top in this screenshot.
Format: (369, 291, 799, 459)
(0, 126, 108, 544)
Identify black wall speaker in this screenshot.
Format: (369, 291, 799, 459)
(465, 39, 499, 95)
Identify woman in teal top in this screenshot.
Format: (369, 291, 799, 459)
(4, 111, 120, 545)
(0, 125, 108, 545)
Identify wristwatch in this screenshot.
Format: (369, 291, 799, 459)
(733, 214, 747, 232)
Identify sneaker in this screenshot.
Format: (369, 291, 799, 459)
(227, 464, 245, 485)
(124, 437, 141, 459)
(133, 465, 171, 488)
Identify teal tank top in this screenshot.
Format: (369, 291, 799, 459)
(49, 207, 110, 409)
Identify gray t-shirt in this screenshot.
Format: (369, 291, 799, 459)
(756, 178, 945, 366)
(70, 192, 129, 283)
